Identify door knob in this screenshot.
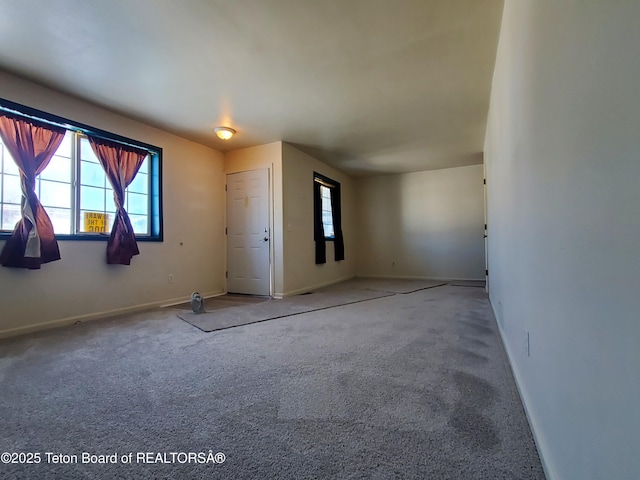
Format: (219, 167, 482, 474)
(263, 236, 269, 242)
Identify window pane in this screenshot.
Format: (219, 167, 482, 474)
(40, 155, 71, 182)
(3, 150, 20, 175)
(80, 186, 105, 211)
(80, 137, 99, 163)
(39, 180, 71, 209)
(322, 207, 334, 237)
(138, 156, 149, 174)
(80, 160, 106, 187)
(47, 207, 72, 235)
(129, 214, 149, 235)
(127, 192, 148, 215)
(105, 188, 116, 213)
(324, 225, 334, 238)
(2, 174, 22, 204)
(127, 172, 148, 194)
(55, 131, 73, 158)
(79, 210, 111, 233)
(1, 203, 21, 231)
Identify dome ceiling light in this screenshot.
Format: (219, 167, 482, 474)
(214, 126, 236, 140)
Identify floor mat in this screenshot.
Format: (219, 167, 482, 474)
(175, 278, 448, 332)
(177, 287, 393, 332)
(449, 280, 486, 288)
(167, 294, 269, 312)
(345, 277, 447, 293)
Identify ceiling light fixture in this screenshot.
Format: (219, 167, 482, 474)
(214, 126, 236, 140)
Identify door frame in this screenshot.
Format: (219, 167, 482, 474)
(483, 161, 489, 294)
(225, 167, 273, 296)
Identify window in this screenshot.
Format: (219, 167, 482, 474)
(37, 131, 73, 234)
(0, 98, 162, 241)
(0, 136, 24, 231)
(77, 136, 150, 235)
(313, 172, 345, 264)
(319, 184, 335, 239)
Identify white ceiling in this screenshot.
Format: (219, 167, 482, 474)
(0, 0, 503, 176)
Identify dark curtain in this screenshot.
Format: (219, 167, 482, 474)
(88, 136, 147, 265)
(0, 113, 65, 269)
(313, 180, 326, 264)
(330, 184, 345, 261)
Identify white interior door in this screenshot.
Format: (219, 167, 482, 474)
(226, 169, 270, 295)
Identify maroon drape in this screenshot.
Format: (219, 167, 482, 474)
(88, 136, 147, 265)
(0, 113, 66, 269)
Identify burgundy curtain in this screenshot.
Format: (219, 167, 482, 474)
(330, 183, 345, 261)
(0, 113, 66, 269)
(88, 136, 147, 265)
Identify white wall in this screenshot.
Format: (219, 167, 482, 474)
(0, 71, 226, 337)
(485, 2, 640, 479)
(355, 165, 485, 280)
(281, 143, 356, 295)
(224, 142, 284, 296)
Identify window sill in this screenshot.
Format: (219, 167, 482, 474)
(0, 234, 162, 242)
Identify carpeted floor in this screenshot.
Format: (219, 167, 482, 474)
(0, 284, 544, 479)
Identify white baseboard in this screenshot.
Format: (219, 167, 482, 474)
(279, 275, 355, 298)
(0, 290, 225, 340)
(490, 298, 557, 480)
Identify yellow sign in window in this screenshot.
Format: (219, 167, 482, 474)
(83, 212, 109, 233)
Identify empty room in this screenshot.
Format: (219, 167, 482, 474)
(0, 1, 638, 479)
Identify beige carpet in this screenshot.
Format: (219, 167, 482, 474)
(0, 285, 545, 479)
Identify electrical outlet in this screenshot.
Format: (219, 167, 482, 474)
(168, 274, 174, 284)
